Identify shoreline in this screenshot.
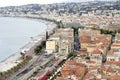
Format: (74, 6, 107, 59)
(0, 16, 48, 62)
(0, 16, 57, 72)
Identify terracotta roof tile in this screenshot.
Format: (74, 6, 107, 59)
(105, 61, 120, 66)
(107, 50, 114, 55)
(61, 61, 86, 78)
(107, 67, 115, 73)
(56, 77, 65, 80)
(83, 72, 95, 80)
(80, 36, 91, 43)
(112, 42, 120, 46)
(92, 49, 102, 54)
(109, 74, 120, 80)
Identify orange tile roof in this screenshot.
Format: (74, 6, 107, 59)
(89, 66, 98, 70)
(88, 61, 96, 64)
(83, 72, 95, 80)
(99, 66, 107, 71)
(107, 67, 114, 73)
(111, 42, 120, 46)
(61, 61, 86, 78)
(107, 50, 114, 55)
(92, 49, 102, 54)
(65, 60, 85, 67)
(80, 36, 91, 43)
(105, 61, 120, 66)
(56, 77, 65, 80)
(109, 74, 120, 80)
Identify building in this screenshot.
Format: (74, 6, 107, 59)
(46, 28, 74, 54)
(79, 29, 111, 55)
(46, 40, 58, 53)
(109, 74, 120, 80)
(107, 50, 120, 62)
(111, 42, 120, 50)
(90, 49, 103, 65)
(80, 36, 91, 49)
(60, 61, 86, 80)
(115, 33, 120, 42)
(59, 39, 71, 54)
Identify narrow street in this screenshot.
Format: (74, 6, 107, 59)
(74, 28, 80, 51)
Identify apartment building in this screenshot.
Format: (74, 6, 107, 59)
(46, 28, 74, 54)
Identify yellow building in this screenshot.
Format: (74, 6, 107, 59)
(87, 45, 97, 53)
(46, 40, 57, 52)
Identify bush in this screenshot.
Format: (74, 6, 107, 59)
(34, 41, 46, 54)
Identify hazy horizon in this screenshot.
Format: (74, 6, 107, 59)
(0, 0, 116, 7)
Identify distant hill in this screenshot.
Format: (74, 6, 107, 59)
(0, 1, 119, 16)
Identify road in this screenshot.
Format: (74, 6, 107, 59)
(15, 54, 54, 80)
(74, 32, 80, 51)
(9, 55, 40, 80)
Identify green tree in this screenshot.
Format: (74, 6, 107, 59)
(34, 46, 42, 54)
(41, 41, 46, 47)
(0, 72, 3, 77)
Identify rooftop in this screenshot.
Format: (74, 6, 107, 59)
(109, 74, 120, 80)
(92, 49, 102, 54)
(107, 50, 114, 55)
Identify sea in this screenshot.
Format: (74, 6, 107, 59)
(0, 17, 47, 61)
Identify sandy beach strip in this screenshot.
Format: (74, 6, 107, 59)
(0, 52, 22, 72)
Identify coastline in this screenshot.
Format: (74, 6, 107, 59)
(0, 16, 57, 72)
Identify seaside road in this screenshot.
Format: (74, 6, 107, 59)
(17, 54, 54, 80)
(9, 55, 40, 80)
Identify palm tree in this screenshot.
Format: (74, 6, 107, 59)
(6, 69, 12, 76)
(17, 63, 22, 69)
(2, 71, 7, 78)
(20, 61, 26, 66)
(13, 66, 18, 72)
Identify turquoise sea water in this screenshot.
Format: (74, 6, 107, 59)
(0, 17, 47, 61)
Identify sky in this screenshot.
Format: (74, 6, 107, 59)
(0, 0, 95, 7)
